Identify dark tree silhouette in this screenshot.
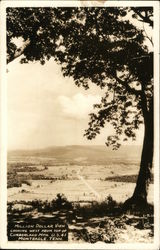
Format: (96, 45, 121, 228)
(7, 7, 153, 208)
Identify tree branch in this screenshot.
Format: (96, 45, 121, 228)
(133, 10, 153, 27)
(114, 72, 141, 97)
(140, 89, 149, 122)
(7, 39, 30, 64)
(143, 22, 153, 47)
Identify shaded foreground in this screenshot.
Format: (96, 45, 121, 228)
(8, 194, 154, 243)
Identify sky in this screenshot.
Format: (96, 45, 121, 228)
(6, 5, 153, 150)
(7, 57, 144, 150)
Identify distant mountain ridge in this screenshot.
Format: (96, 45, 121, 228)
(8, 145, 142, 164)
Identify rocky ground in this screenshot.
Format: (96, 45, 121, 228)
(7, 194, 154, 243)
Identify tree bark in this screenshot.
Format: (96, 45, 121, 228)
(123, 93, 153, 209)
(132, 108, 153, 204)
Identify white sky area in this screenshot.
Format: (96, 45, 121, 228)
(7, 58, 144, 150)
(7, 5, 153, 150)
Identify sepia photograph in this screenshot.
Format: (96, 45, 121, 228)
(0, 0, 159, 249)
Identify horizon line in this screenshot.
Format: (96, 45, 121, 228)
(8, 143, 142, 151)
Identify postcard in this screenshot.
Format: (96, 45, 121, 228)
(0, 1, 159, 249)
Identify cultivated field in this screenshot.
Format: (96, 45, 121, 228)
(7, 145, 154, 243)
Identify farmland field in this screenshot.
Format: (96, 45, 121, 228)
(7, 145, 154, 243)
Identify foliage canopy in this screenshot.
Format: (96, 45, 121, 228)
(7, 7, 153, 149)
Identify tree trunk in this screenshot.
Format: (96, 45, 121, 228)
(132, 111, 153, 204)
(123, 93, 153, 209)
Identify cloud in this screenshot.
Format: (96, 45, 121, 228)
(58, 93, 101, 119)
